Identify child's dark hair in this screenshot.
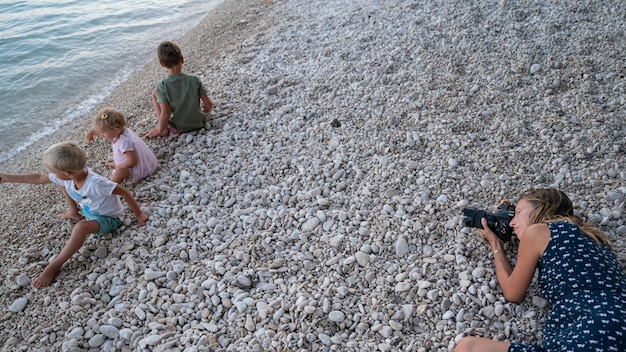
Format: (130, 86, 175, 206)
(94, 107, 126, 130)
(157, 41, 182, 68)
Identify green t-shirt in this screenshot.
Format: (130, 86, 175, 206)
(156, 73, 209, 132)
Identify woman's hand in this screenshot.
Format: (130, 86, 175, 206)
(498, 199, 512, 207)
(478, 218, 504, 250)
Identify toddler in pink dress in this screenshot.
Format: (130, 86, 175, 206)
(86, 107, 158, 183)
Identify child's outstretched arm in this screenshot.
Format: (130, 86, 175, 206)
(112, 185, 148, 225)
(0, 172, 51, 184)
(201, 95, 213, 113)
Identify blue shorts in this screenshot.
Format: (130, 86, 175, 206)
(80, 211, 122, 237)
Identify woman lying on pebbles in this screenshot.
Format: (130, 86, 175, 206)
(456, 188, 626, 352)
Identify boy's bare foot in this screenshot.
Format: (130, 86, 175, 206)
(32, 265, 61, 288)
(146, 126, 170, 138)
(61, 211, 83, 221)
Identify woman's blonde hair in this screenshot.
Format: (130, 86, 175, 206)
(94, 107, 126, 130)
(42, 141, 87, 172)
(520, 188, 611, 247)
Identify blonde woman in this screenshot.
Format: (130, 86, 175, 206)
(456, 188, 626, 352)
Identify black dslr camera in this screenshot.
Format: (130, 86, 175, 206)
(462, 204, 516, 241)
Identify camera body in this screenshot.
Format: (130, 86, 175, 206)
(462, 204, 516, 241)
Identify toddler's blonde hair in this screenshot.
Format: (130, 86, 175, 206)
(42, 141, 87, 172)
(94, 107, 126, 130)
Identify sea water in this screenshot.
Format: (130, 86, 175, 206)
(0, 0, 221, 162)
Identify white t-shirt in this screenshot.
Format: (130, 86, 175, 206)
(49, 167, 124, 219)
(112, 128, 158, 184)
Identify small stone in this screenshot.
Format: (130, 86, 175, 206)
(135, 307, 146, 320)
(389, 320, 403, 330)
(100, 325, 120, 339)
(495, 304, 504, 317)
(9, 298, 28, 312)
(355, 251, 370, 266)
(144, 335, 163, 346)
(442, 310, 454, 320)
(126, 257, 138, 272)
(532, 295, 549, 308)
(530, 63, 542, 74)
(378, 325, 393, 338)
(318, 333, 331, 345)
(378, 343, 392, 352)
(5, 337, 20, 346)
(395, 237, 409, 257)
(144, 270, 166, 281)
(328, 311, 345, 322)
(302, 218, 320, 232)
(395, 282, 411, 292)
(93, 246, 107, 259)
(245, 315, 255, 331)
(119, 328, 133, 340)
(88, 334, 106, 348)
(318, 198, 330, 206)
(237, 275, 252, 287)
(16, 273, 30, 287)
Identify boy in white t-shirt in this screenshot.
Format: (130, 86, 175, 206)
(0, 141, 148, 288)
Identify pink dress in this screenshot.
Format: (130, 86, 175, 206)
(112, 128, 158, 183)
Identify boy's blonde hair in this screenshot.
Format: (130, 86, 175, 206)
(94, 107, 126, 130)
(157, 41, 182, 68)
(42, 141, 87, 172)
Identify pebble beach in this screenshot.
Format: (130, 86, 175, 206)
(1, 0, 625, 351)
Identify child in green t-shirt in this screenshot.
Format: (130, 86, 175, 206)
(146, 41, 213, 137)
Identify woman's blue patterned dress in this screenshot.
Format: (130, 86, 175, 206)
(508, 221, 626, 352)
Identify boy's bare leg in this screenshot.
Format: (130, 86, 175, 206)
(110, 167, 131, 184)
(33, 219, 100, 288)
(60, 187, 82, 221)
